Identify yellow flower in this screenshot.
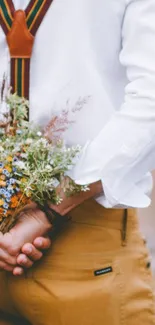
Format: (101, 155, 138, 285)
(4, 165, 12, 173)
(26, 190, 32, 198)
(0, 199, 4, 206)
(0, 175, 6, 180)
(21, 178, 27, 183)
(6, 156, 13, 162)
(0, 181, 6, 187)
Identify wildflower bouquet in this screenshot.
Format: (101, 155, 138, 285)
(0, 92, 87, 234)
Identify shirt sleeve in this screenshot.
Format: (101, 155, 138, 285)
(67, 0, 155, 208)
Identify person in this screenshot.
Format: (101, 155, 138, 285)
(0, 0, 155, 324)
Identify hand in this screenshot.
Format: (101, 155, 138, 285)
(49, 178, 103, 216)
(14, 236, 52, 276)
(0, 205, 52, 275)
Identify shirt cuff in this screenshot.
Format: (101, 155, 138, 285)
(67, 162, 153, 209)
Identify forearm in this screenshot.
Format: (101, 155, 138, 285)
(48, 180, 103, 216)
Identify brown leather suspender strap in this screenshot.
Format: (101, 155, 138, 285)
(6, 9, 35, 101)
(0, 0, 54, 104)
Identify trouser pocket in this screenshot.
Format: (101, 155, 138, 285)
(118, 248, 155, 325)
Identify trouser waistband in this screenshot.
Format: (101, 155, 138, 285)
(69, 199, 138, 245)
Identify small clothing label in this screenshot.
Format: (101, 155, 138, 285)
(94, 266, 113, 277)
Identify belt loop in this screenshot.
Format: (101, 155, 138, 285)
(121, 209, 128, 246)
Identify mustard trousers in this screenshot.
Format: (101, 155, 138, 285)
(0, 199, 155, 325)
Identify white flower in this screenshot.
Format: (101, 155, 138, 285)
(25, 138, 33, 145)
(37, 131, 42, 137)
(37, 138, 48, 146)
(12, 146, 21, 153)
(45, 164, 52, 171)
(20, 153, 27, 158)
(49, 159, 54, 165)
(0, 146, 4, 152)
(51, 179, 60, 187)
(56, 197, 63, 205)
(48, 178, 60, 188)
(14, 160, 26, 169)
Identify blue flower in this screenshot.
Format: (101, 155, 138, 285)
(3, 169, 10, 177)
(7, 185, 14, 193)
(6, 179, 16, 186)
(3, 203, 9, 209)
(1, 190, 7, 197)
(13, 167, 17, 172)
(4, 191, 11, 198)
(5, 197, 11, 202)
(9, 178, 16, 185)
(0, 162, 4, 168)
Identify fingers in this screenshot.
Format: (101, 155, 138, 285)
(21, 243, 43, 262)
(0, 261, 14, 272)
(13, 266, 24, 276)
(0, 235, 51, 274)
(16, 254, 33, 269)
(33, 237, 52, 250)
(13, 253, 34, 276)
(0, 241, 17, 272)
(13, 238, 52, 276)
(13, 237, 52, 276)
(0, 250, 17, 266)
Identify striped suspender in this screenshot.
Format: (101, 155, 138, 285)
(0, 0, 54, 102)
(0, 0, 14, 34)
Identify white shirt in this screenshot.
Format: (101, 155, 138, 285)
(1, 0, 155, 209)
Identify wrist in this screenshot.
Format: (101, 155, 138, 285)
(83, 180, 103, 200)
(42, 204, 70, 227)
(11, 208, 52, 239)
